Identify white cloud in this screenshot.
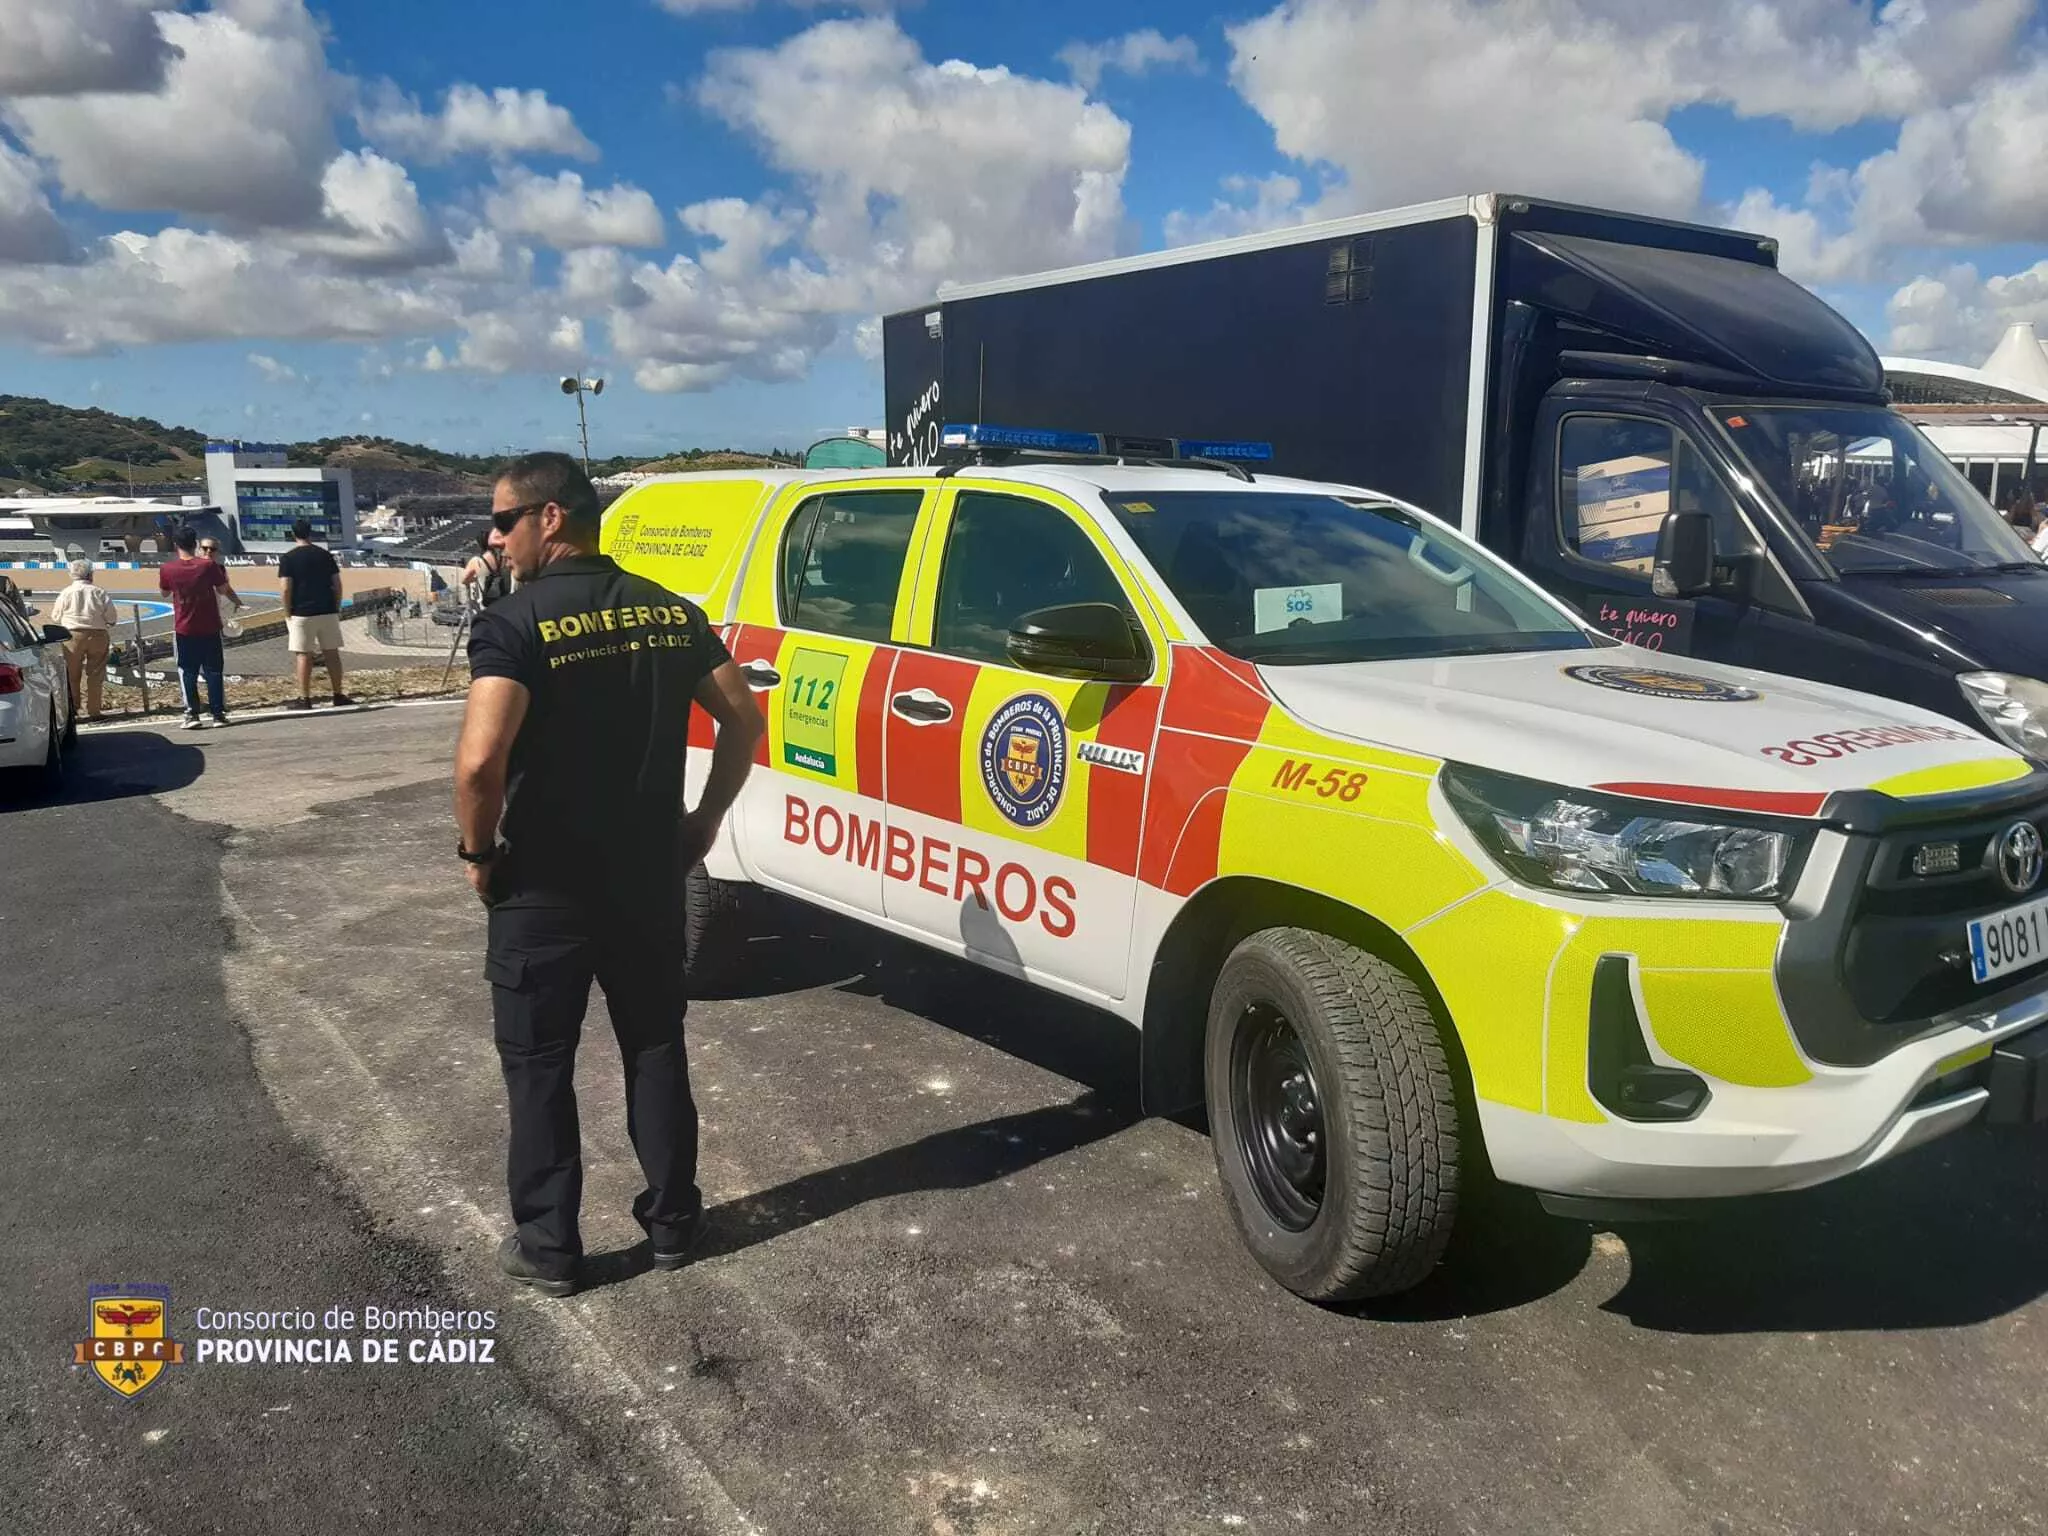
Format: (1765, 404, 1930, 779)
(0, 0, 181, 96)
(0, 227, 460, 353)
(0, 140, 72, 264)
(6, 0, 337, 227)
(357, 81, 597, 163)
(483, 168, 665, 249)
(283, 150, 449, 269)
(560, 245, 633, 308)
(1057, 29, 1202, 93)
(1218, 0, 2031, 223)
(679, 197, 806, 282)
(596, 16, 1133, 394)
(696, 17, 1129, 310)
(1163, 173, 1310, 248)
(248, 352, 300, 384)
(1885, 260, 2048, 361)
(609, 248, 838, 394)
(429, 308, 589, 375)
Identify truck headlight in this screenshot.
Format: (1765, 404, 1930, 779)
(1441, 766, 1808, 900)
(1958, 672, 2048, 761)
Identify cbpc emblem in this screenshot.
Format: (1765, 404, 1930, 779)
(1998, 821, 2044, 896)
(76, 1283, 183, 1399)
(1563, 664, 1760, 703)
(980, 694, 1068, 829)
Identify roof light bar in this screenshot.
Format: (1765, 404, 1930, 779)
(938, 423, 1273, 463)
(1177, 437, 1274, 463)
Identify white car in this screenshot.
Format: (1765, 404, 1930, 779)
(0, 595, 74, 791)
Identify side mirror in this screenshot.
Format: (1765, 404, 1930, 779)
(1652, 511, 1715, 598)
(1005, 602, 1150, 682)
(39, 624, 70, 645)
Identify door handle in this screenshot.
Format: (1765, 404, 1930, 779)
(740, 661, 781, 690)
(890, 688, 954, 725)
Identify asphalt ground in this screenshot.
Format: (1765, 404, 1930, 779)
(5, 706, 2048, 1535)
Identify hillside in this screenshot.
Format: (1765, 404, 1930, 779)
(0, 394, 805, 494)
(0, 395, 207, 486)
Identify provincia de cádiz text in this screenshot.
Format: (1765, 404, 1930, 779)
(190, 1304, 499, 1366)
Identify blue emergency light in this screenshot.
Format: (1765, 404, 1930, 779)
(938, 422, 1273, 463)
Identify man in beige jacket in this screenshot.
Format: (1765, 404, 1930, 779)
(49, 559, 118, 721)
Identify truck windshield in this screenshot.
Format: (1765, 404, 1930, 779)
(1102, 491, 1593, 664)
(1714, 406, 2038, 575)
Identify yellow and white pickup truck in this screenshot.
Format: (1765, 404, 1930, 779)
(604, 448, 2048, 1301)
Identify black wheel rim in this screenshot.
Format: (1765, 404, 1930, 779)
(1230, 1001, 1325, 1232)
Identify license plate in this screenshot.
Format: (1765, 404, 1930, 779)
(1969, 896, 2048, 984)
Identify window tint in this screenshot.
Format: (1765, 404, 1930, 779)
(1559, 416, 1758, 576)
(934, 492, 1134, 666)
(779, 490, 923, 643)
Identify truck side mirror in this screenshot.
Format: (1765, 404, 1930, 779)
(1652, 511, 1715, 598)
(1006, 602, 1151, 682)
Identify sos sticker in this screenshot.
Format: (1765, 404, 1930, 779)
(980, 693, 1069, 828)
(1564, 665, 1759, 703)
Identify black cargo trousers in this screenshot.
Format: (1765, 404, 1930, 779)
(484, 858, 702, 1278)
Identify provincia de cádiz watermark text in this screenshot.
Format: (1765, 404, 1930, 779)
(74, 1284, 501, 1399)
(192, 1304, 500, 1366)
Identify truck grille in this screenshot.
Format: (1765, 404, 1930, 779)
(1844, 800, 2048, 1023)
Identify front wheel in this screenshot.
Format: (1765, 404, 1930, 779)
(1205, 927, 1460, 1302)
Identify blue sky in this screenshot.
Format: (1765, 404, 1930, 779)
(1, 0, 2045, 460)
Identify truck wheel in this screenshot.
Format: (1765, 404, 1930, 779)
(1205, 927, 1459, 1302)
(683, 862, 750, 992)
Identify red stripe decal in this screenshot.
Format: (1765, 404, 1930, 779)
(1141, 732, 1255, 891)
(1084, 683, 1163, 876)
(1593, 782, 1827, 818)
(730, 625, 783, 767)
(1161, 646, 1271, 740)
(885, 652, 978, 823)
(855, 647, 895, 800)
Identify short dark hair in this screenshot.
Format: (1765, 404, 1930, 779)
(496, 451, 600, 535)
(291, 518, 314, 541)
(172, 525, 197, 553)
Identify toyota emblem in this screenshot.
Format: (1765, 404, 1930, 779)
(1997, 821, 2045, 895)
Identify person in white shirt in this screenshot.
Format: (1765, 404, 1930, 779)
(48, 559, 118, 721)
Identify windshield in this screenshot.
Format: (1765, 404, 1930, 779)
(1102, 491, 1594, 664)
(1715, 405, 2039, 575)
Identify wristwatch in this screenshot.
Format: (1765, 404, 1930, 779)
(456, 842, 499, 864)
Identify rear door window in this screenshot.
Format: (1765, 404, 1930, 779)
(778, 490, 924, 643)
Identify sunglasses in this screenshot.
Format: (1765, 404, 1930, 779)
(199, 544, 218, 553)
(490, 500, 551, 535)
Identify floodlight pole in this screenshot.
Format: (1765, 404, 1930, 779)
(561, 376, 605, 476)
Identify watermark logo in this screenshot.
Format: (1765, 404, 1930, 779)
(76, 1283, 184, 1399)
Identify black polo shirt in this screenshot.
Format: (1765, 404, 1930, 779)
(468, 553, 731, 887)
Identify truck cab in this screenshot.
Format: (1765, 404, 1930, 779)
(1518, 379, 2048, 738)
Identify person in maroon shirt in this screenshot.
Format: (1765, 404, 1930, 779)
(158, 525, 242, 727)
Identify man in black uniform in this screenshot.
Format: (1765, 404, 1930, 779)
(453, 451, 762, 1297)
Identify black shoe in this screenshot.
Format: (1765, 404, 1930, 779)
(498, 1235, 578, 1297)
(210, 714, 230, 728)
(329, 693, 358, 708)
(283, 697, 311, 711)
(648, 1217, 706, 1272)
